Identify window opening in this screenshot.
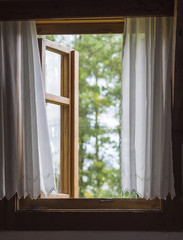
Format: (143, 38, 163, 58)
(17, 20, 161, 212)
(40, 34, 137, 199)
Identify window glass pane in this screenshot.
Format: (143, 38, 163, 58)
(45, 50, 61, 96)
(46, 103, 61, 193)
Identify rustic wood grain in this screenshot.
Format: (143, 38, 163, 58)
(45, 93, 70, 105)
(0, 0, 174, 21)
(36, 22, 124, 34)
(71, 51, 79, 198)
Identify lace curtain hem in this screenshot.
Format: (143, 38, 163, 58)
(0, 173, 56, 200)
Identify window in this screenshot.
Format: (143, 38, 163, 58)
(0, 0, 181, 232)
(38, 38, 79, 198)
(18, 18, 161, 212)
(1, 17, 176, 232)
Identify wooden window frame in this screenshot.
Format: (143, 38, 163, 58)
(17, 18, 161, 213)
(36, 17, 125, 35)
(0, 17, 180, 232)
(38, 38, 78, 198)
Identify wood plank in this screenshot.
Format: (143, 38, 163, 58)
(38, 38, 46, 89)
(171, 0, 183, 226)
(36, 17, 125, 24)
(9, 197, 172, 231)
(71, 51, 79, 198)
(172, 0, 183, 132)
(64, 54, 71, 195)
(61, 55, 70, 195)
(37, 22, 124, 35)
(0, 0, 174, 21)
(67, 54, 72, 196)
(58, 50, 62, 194)
(60, 57, 64, 194)
(19, 197, 161, 211)
(45, 93, 70, 105)
(171, 0, 177, 107)
(0, 199, 6, 230)
(45, 38, 73, 54)
(62, 55, 69, 98)
(62, 107, 70, 194)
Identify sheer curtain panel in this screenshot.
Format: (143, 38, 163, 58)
(0, 21, 56, 199)
(121, 17, 175, 200)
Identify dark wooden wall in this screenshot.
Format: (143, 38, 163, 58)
(172, 0, 183, 229)
(0, 0, 174, 20)
(1, 0, 183, 231)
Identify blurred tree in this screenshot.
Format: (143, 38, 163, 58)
(44, 34, 124, 198)
(72, 35, 123, 198)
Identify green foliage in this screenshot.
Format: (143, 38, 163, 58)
(44, 34, 129, 198)
(39, 35, 56, 41)
(72, 34, 123, 198)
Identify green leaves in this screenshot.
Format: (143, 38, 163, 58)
(75, 34, 123, 198)
(44, 34, 124, 198)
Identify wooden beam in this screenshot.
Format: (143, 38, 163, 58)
(19, 197, 160, 211)
(0, 0, 174, 21)
(173, 0, 183, 133)
(61, 54, 71, 195)
(36, 17, 125, 24)
(38, 38, 46, 89)
(36, 22, 124, 35)
(71, 51, 79, 198)
(45, 93, 70, 105)
(170, 0, 183, 229)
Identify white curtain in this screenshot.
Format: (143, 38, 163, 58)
(0, 21, 56, 199)
(121, 17, 175, 200)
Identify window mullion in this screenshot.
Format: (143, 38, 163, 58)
(45, 93, 70, 105)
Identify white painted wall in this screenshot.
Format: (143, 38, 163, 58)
(0, 232, 183, 240)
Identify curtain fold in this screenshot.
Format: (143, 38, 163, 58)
(0, 21, 56, 199)
(121, 17, 175, 200)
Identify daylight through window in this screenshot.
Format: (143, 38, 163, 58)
(39, 34, 138, 199)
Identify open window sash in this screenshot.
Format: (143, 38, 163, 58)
(38, 38, 79, 198)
